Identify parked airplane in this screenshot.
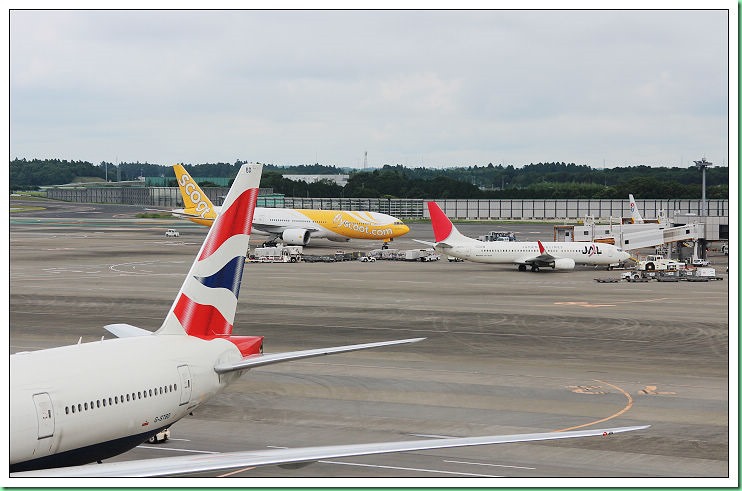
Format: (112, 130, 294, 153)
(169, 164, 409, 247)
(627, 194, 661, 225)
(628, 194, 644, 224)
(422, 202, 631, 271)
(10, 164, 647, 477)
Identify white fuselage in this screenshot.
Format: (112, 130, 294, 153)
(10, 336, 243, 472)
(438, 240, 627, 266)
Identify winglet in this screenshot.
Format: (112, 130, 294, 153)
(157, 164, 263, 337)
(537, 240, 546, 254)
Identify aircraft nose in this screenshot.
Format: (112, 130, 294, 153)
(399, 224, 410, 235)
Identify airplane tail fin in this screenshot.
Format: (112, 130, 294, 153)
(427, 201, 472, 245)
(157, 164, 262, 338)
(628, 194, 644, 224)
(173, 164, 218, 222)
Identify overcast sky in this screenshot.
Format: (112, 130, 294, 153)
(9, 8, 733, 169)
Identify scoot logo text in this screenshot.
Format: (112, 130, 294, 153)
(179, 174, 212, 219)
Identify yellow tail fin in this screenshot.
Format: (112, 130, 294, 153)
(173, 164, 218, 221)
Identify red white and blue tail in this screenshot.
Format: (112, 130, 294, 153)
(157, 163, 262, 337)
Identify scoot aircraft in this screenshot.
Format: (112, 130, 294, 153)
(10, 164, 648, 477)
(170, 164, 409, 247)
(422, 201, 631, 271)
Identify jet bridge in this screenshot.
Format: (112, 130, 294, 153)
(555, 217, 706, 260)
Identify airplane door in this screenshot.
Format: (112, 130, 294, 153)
(178, 365, 192, 405)
(32, 393, 55, 439)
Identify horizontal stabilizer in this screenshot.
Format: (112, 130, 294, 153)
(103, 324, 152, 338)
(412, 239, 436, 247)
(214, 338, 426, 374)
(13, 425, 649, 477)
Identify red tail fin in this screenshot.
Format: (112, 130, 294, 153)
(428, 202, 453, 243)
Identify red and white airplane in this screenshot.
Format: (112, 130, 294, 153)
(10, 164, 647, 478)
(423, 201, 631, 271)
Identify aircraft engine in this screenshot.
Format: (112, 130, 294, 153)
(280, 228, 311, 246)
(553, 258, 576, 270)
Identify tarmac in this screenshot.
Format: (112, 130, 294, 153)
(9, 198, 732, 481)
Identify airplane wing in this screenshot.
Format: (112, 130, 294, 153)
(214, 338, 425, 373)
(515, 240, 556, 267)
(12, 425, 649, 477)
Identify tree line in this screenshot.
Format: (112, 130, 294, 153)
(10, 158, 728, 200)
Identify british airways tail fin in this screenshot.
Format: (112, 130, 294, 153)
(628, 194, 644, 224)
(173, 164, 218, 225)
(157, 164, 262, 337)
(427, 201, 476, 246)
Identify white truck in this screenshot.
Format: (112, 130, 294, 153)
(635, 254, 686, 272)
(252, 245, 303, 263)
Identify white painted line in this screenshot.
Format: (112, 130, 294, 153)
(137, 446, 217, 454)
(318, 460, 503, 477)
(444, 459, 535, 470)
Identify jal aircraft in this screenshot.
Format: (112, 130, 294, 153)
(10, 164, 647, 477)
(169, 164, 409, 247)
(423, 201, 631, 271)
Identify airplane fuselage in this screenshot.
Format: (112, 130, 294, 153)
(438, 241, 626, 266)
(253, 208, 408, 242)
(175, 206, 410, 244)
(10, 336, 243, 472)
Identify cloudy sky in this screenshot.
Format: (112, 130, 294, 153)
(9, 8, 732, 168)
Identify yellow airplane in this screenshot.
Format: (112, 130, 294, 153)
(171, 164, 410, 247)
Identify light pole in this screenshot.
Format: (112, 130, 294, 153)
(693, 158, 713, 217)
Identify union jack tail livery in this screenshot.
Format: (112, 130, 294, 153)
(158, 163, 262, 346)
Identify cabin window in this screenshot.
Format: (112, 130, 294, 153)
(126, 394, 130, 402)
(174, 383, 177, 391)
(97, 400, 101, 408)
(115, 396, 118, 404)
(143, 390, 147, 398)
(71, 405, 75, 414)
(138, 391, 142, 399)
(103, 399, 107, 407)
(78, 404, 82, 412)
(149, 389, 153, 397)
(159, 387, 163, 395)
(108, 397, 113, 405)
(65, 407, 69, 414)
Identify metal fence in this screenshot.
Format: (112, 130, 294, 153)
(45, 187, 728, 220)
